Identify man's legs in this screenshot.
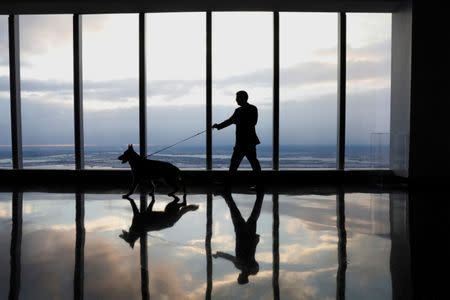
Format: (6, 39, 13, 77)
(227, 148, 246, 185)
(245, 147, 261, 187)
(229, 147, 246, 172)
(245, 147, 261, 172)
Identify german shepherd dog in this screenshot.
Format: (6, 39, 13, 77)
(118, 144, 186, 198)
(120, 195, 199, 248)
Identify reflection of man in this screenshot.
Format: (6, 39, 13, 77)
(213, 187, 264, 284)
(212, 90, 261, 176)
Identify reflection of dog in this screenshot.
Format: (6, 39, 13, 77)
(118, 144, 186, 198)
(119, 195, 199, 248)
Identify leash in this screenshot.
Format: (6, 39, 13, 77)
(146, 129, 207, 157)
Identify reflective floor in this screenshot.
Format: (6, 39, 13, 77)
(0, 186, 415, 299)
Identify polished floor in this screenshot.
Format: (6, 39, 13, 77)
(0, 183, 424, 299)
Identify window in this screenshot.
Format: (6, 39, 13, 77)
(212, 12, 273, 169)
(345, 14, 391, 169)
(20, 15, 74, 169)
(0, 16, 11, 169)
(1, 11, 393, 171)
(83, 14, 139, 168)
(146, 13, 206, 169)
(280, 13, 338, 169)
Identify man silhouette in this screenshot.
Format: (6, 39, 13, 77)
(213, 186, 264, 284)
(212, 90, 261, 181)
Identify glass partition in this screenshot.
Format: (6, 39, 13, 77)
(345, 13, 391, 169)
(0, 16, 11, 169)
(280, 13, 338, 169)
(146, 13, 206, 169)
(212, 12, 273, 169)
(83, 14, 139, 168)
(20, 15, 74, 169)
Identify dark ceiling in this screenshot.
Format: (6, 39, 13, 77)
(0, 0, 405, 14)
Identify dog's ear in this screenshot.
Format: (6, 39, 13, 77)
(128, 144, 133, 149)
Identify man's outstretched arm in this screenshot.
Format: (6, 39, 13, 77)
(213, 251, 237, 264)
(212, 111, 236, 130)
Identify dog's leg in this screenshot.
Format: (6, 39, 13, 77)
(146, 195, 155, 213)
(176, 174, 186, 197)
(127, 198, 139, 216)
(182, 179, 186, 197)
(124, 177, 138, 198)
(167, 184, 178, 197)
(167, 177, 180, 198)
(149, 180, 156, 197)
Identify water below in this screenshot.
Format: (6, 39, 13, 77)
(0, 188, 410, 299)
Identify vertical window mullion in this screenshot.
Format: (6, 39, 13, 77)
(206, 12, 212, 170)
(337, 12, 347, 170)
(8, 15, 22, 170)
(273, 11, 280, 171)
(74, 14, 84, 170)
(139, 13, 147, 157)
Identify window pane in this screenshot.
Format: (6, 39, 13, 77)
(146, 13, 205, 169)
(83, 14, 139, 168)
(20, 15, 74, 169)
(212, 12, 273, 169)
(346, 14, 391, 169)
(280, 13, 338, 169)
(0, 16, 11, 169)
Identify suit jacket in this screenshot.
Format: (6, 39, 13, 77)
(216, 103, 261, 148)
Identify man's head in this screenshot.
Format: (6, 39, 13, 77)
(236, 90, 248, 106)
(237, 260, 259, 285)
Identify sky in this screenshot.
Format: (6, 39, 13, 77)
(0, 12, 391, 148)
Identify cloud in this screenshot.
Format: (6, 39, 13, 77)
(316, 39, 391, 61)
(0, 57, 389, 106)
(0, 32, 391, 146)
(0, 85, 390, 146)
(0, 18, 8, 67)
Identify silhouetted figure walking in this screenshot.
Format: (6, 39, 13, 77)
(212, 91, 261, 183)
(213, 186, 264, 284)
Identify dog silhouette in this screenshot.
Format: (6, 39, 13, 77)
(120, 195, 199, 248)
(118, 144, 186, 198)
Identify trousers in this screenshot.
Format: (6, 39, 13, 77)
(229, 146, 261, 172)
